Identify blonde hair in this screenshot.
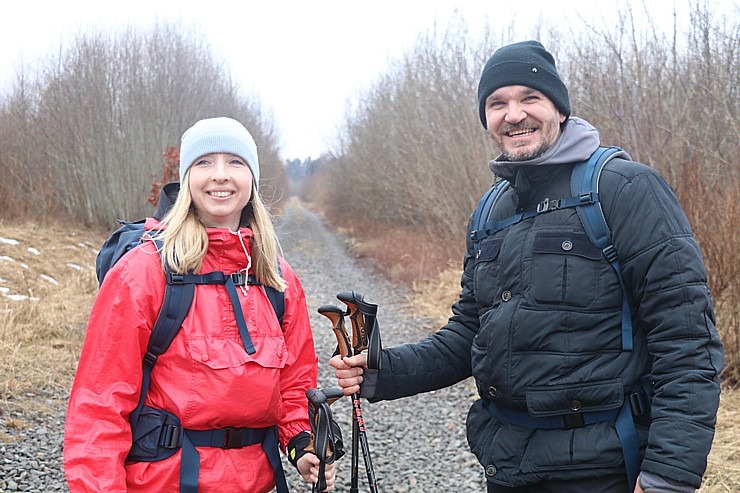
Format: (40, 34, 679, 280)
(154, 175, 285, 291)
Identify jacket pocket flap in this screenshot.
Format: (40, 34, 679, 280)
(526, 379, 623, 416)
(189, 336, 287, 370)
(533, 232, 602, 260)
(478, 238, 503, 261)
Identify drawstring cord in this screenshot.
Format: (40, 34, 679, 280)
(231, 229, 252, 296)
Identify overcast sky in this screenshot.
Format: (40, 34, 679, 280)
(1, 0, 734, 159)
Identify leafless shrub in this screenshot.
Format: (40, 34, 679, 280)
(564, 3, 739, 379)
(0, 22, 284, 227)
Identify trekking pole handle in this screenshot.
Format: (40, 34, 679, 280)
(318, 304, 352, 359)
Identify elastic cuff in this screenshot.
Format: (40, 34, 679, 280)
(287, 431, 311, 469)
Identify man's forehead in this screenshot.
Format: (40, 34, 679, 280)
(488, 85, 542, 99)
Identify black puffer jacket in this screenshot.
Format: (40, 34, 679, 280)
(366, 119, 723, 488)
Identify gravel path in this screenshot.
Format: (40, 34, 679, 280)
(0, 203, 486, 492)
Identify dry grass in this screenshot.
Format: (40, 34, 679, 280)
(0, 221, 101, 416)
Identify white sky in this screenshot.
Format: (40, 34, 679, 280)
(1, 0, 735, 159)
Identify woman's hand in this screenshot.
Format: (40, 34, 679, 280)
(297, 453, 336, 492)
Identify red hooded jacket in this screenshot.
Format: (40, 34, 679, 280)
(64, 223, 317, 492)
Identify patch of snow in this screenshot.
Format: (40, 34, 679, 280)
(67, 263, 82, 271)
(3, 293, 40, 301)
(40, 274, 60, 285)
(27, 247, 41, 255)
(0, 256, 15, 262)
(0, 237, 20, 245)
(0, 286, 9, 293)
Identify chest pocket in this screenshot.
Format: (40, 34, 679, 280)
(531, 232, 603, 308)
(474, 237, 504, 310)
(188, 334, 287, 370)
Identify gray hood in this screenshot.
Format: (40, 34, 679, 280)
(489, 117, 600, 179)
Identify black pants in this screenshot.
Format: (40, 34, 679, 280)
(486, 474, 628, 493)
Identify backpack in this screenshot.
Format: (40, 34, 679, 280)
(470, 146, 647, 489)
(95, 219, 285, 436)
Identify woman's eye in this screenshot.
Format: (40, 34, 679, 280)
(195, 159, 210, 166)
(230, 159, 247, 166)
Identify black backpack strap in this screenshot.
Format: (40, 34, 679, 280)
(571, 146, 634, 351)
(246, 264, 285, 327)
(129, 265, 196, 428)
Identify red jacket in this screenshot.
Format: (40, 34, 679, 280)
(64, 223, 317, 492)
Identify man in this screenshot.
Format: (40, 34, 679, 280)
(330, 40, 724, 493)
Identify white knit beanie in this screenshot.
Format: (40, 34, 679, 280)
(179, 117, 260, 188)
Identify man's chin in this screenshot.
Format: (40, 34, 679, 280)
(500, 143, 548, 162)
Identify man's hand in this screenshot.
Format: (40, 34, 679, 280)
(297, 453, 336, 491)
(329, 354, 367, 396)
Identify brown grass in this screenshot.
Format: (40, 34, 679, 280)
(0, 221, 101, 416)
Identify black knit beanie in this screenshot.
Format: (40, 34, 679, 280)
(477, 40, 571, 128)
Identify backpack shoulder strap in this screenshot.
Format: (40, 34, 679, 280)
(570, 146, 628, 253)
(570, 146, 634, 350)
(264, 286, 285, 326)
(130, 260, 196, 427)
(470, 179, 511, 254)
(247, 265, 285, 327)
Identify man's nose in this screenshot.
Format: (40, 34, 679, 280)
(504, 102, 527, 123)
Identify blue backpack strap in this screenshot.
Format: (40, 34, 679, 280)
(572, 146, 641, 493)
(470, 179, 511, 255)
(570, 146, 633, 351)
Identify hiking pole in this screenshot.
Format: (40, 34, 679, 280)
(336, 291, 381, 371)
(336, 292, 381, 493)
(306, 388, 345, 493)
(318, 304, 362, 493)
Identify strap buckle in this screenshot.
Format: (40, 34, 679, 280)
(167, 273, 185, 285)
(159, 424, 181, 449)
(230, 272, 247, 287)
(536, 198, 560, 213)
(563, 413, 585, 428)
(578, 191, 596, 204)
(603, 245, 618, 263)
(629, 392, 649, 417)
(143, 351, 158, 367)
(223, 427, 245, 449)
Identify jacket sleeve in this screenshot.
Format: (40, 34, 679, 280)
(369, 215, 480, 402)
(276, 258, 318, 449)
(63, 245, 163, 492)
(602, 162, 724, 487)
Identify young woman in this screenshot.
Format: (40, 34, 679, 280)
(64, 117, 334, 492)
